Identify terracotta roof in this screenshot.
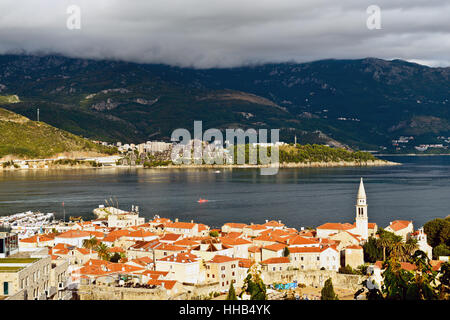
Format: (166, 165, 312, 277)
(222, 232, 243, 239)
(147, 279, 177, 290)
(248, 246, 262, 253)
(262, 220, 284, 227)
(288, 246, 337, 253)
(166, 222, 196, 229)
(173, 239, 199, 247)
(155, 243, 185, 252)
(158, 252, 198, 263)
(245, 224, 267, 230)
(346, 245, 363, 250)
(220, 237, 252, 246)
(56, 230, 91, 238)
(238, 258, 254, 268)
(128, 230, 156, 238)
(263, 243, 286, 252)
(20, 234, 54, 243)
(207, 255, 237, 264)
(261, 257, 290, 264)
(223, 223, 248, 229)
(388, 220, 412, 231)
(288, 235, 319, 246)
(128, 240, 160, 251)
(160, 233, 183, 242)
(317, 223, 354, 230)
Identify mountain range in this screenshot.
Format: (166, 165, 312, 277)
(0, 54, 448, 151)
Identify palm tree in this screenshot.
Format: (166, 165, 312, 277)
(405, 238, 419, 256)
(96, 242, 111, 261)
(378, 237, 392, 261)
(83, 237, 99, 250)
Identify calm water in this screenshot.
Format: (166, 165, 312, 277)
(0, 156, 449, 230)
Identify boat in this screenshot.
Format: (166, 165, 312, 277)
(197, 198, 209, 203)
(214, 170, 221, 173)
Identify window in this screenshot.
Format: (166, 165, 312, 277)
(221, 266, 225, 271)
(272, 267, 276, 271)
(301, 257, 304, 261)
(3, 282, 8, 295)
(279, 267, 282, 271)
(232, 272, 235, 276)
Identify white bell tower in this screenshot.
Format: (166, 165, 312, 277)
(355, 177, 368, 240)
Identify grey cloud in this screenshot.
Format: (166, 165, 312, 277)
(0, 0, 448, 68)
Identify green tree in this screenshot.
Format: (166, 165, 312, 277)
(338, 265, 356, 274)
(109, 252, 122, 263)
(437, 262, 450, 300)
(83, 237, 99, 250)
(424, 218, 448, 247)
(96, 242, 111, 261)
(321, 278, 338, 300)
(433, 244, 450, 259)
(209, 230, 219, 238)
(240, 264, 267, 300)
(226, 282, 237, 300)
(363, 237, 382, 262)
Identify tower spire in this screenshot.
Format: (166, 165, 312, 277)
(357, 177, 366, 199)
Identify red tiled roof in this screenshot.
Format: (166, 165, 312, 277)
(207, 255, 237, 264)
(56, 230, 91, 238)
(223, 223, 248, 229)
(261, 257, 290, 264)
(388, 220, 412, 231)
(288, 235, 319, 246)
(147, 279, 177, 290)
(263, 243, 286, 252)
(317, 223, 354, 230)
(238, 258, 254, 268)
(160, 233, 183, 242)
(166, 222, 196, 229)
(158, 252, 198, 263)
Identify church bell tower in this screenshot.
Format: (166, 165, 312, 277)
(355, 177, 368, 240)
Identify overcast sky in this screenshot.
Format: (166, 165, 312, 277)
(0, 0, 449, 68)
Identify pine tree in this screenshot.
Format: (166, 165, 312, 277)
(321, 278, 339, 300)
(226, 282, 237, 300)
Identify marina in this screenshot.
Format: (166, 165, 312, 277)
(0, 211, 57, 239)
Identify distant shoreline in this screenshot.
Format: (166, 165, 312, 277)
(0, 159, 399, 171)
(376, 153, 450, 157)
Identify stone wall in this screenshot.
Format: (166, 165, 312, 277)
(79, 284, 169, 300)
(261, 270, 365, 292)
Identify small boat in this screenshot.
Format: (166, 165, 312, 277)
(214, 170, 221, 173)
(197, 198, 209, 203)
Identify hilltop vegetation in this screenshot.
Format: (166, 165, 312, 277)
(0, 107, 116, 159)
(0, 94, 20, 104)
(279, 144, 377, 163)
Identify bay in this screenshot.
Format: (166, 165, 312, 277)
(0, 156, 449, 230)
